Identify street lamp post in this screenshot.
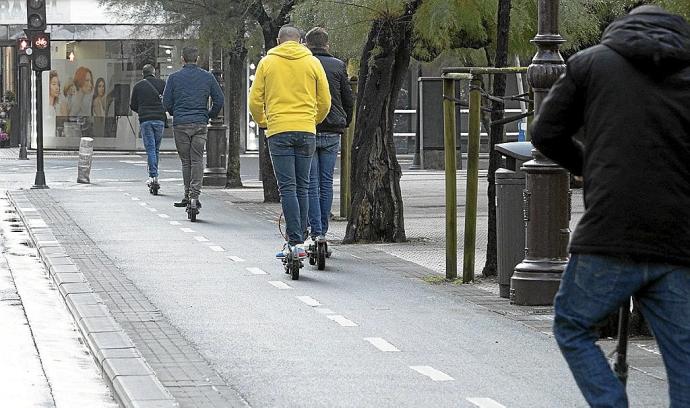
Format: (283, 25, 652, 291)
(203, 69, 228, 186)
(511, 0, 570, 305)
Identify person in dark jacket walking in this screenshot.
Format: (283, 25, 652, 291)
(304, 27, 354, 245)
(163, 46, 224, 212)
(531, 6, 690, 407)
(130, 64, 167, 191)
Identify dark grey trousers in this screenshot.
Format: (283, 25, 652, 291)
(173, 123, 207, 199)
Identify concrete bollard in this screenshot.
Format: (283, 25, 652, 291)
(77, 137, 94, 184)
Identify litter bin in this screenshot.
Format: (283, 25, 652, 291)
(495, 142, 533, 298)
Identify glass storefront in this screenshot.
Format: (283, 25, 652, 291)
(36, 39, 186, 150)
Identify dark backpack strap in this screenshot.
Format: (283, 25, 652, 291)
(143, 78, 162, 101)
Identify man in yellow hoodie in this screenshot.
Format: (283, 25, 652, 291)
(249, 25, 331, 259)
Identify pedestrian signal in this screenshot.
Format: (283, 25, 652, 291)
(17, 37, 31, 66)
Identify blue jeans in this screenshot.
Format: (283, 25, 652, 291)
(308, 133, 340, 238)
(141, 120, 165, 177)
(268, 132, 316, 246)
(554, 253, 690, 408)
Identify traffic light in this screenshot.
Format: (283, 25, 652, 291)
(30, 32, 50, 71)
(27, 0, 47, 32)
(17, 37, 31, 66)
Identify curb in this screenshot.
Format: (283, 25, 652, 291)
(7, 191, 179, 408)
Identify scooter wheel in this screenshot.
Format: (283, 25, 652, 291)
(190, 210, 197, 222)
(317, 242, 326, 270)
(291, 257, 300, 280)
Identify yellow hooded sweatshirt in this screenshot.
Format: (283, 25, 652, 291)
(249, 41, 331, 137)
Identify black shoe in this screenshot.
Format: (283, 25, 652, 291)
(174, 197, 189, 207)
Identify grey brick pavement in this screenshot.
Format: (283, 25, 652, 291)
(12, 190, 249, 408)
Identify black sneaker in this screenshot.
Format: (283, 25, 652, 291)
(173, 197, 189, 207)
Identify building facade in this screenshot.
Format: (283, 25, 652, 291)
(0, 0, 188, 151)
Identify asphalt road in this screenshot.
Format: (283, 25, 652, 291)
(0, 153, 669, 407)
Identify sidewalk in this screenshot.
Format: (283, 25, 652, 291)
(0, 153, 669, 407)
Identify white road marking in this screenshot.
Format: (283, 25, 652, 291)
(139, 202, 148, 206)
(315, 308, 335, 315)
(169, 221, 181, 225)
(131, 197, 140, 201)
(120, 160, 148, 164)
(409, 366, 454, 382)
(364, 337, 400, 352)
(19, 207, 37, 212)
(246, 267, 267, 275)
(227, 256, 245, 262)
(208, 246, 225, 252)
(194, 236, 209, 242)
(147, 207, 157, 212)
(350, 254, 361, 259)
(327, 315, 358, 327)
(180, 228, 195, 233)
(296, 296, 321, 307)
(158, 214, 170, 219)
(467, 398, 506, 408)
(268, 281, 292, 289)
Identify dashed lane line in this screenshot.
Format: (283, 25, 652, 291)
(227, 256, 245, 262)
(194, 236, 209, 242)
(296, 296, 321, 307)
(409, 366, 454, 382)
(180, 228, 195, 233)
(208, 245, 225, 252)
(131, 197, 140, 201)
(466, 398, 506, 408)
(158, 214, 170, 219)
(327, 315, 358, 327)
(147, 207, 158, 212)
(364, 337, 400, 352)
(315, 308, 335, 314)
(169, 221, 181, 226)
(268, 281, 292, 289)
(139, 202, 148, 206)
(246, 267, 268, 275)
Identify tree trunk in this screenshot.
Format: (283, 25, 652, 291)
(482, 0, 512, 278)
(344, 6, 419, 243)
(250, 0, 294, 203)
(224, 29, 246, 188)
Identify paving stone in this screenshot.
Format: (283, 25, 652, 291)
(80, 316, 120, 333)
(59, 282, 93, 297)
(113, 375, 173, 401)
(89, 331, 136, 349)
(53, 272, 87, 285)
(104, 357, 155, 379)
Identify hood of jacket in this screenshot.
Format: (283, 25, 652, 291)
(601, 6, 690, 76)
(267, 41, 312, 60)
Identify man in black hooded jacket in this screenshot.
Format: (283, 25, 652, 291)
(531, 6, 690, 407)
(304, 27, 354, 245)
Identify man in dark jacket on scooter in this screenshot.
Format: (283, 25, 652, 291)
(531, 6, 690, 407)
(130, 64, 166, 193)
(304, 27, 354, 247)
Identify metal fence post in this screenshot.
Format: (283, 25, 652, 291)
(462, 75, 482, 283)
(442, 77, 457, 280)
